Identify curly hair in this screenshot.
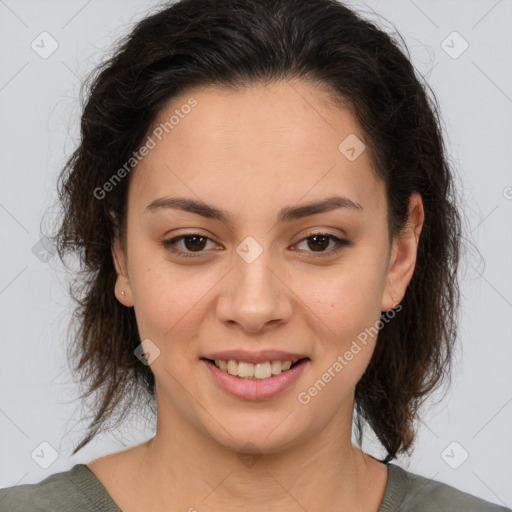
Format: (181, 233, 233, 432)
(52, 0, 462, 461)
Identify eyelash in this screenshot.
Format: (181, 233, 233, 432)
(162, 232, 352, 259)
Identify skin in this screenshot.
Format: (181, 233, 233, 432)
(87, 79, 424, 512)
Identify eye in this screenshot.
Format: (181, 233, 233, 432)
(163, 233, 220, 258)
(293, 232, 352, 257)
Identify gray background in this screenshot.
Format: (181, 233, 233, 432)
(0, 0, 511, 508)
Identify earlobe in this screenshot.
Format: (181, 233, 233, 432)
(381, 192, 424, 312)
(112, 238, 134, 306)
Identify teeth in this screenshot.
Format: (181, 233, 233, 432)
(214, 359, 295, 379)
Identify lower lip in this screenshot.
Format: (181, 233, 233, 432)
(201, 358, 309, 400)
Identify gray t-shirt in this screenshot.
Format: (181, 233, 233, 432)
(0, 462, 510, 511)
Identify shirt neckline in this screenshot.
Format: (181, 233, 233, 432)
(68, 464, 122, 511)
(377, 463, 407, 511)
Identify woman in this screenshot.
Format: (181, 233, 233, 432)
(0, 0, 509, 510)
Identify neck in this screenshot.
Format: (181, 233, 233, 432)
(131, 399, 386, 512)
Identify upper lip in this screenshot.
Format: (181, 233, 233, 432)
(201, 350, 309, 364)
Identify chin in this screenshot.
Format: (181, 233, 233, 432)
(203, 413, 309, 456)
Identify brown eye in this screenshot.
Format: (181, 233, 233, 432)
(181, 235, 208, 252)
(293, 232, 352, 256)
(306, 234, 331, 252)
(163, 234, 218, 257)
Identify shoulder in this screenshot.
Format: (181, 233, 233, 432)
(382, 463, 511, 512)
(0, 464, 120, 512)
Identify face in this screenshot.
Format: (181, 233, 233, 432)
(113, 80, 423, 454)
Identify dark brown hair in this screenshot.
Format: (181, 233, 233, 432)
(52, 0, 462, 461)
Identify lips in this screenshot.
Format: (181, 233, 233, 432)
(200, 356, 310, 400)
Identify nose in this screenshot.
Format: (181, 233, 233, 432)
(216, 249, 293, 333)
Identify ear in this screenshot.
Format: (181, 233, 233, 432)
(112, 237, 134, 307)
(381, 191, 424, 312)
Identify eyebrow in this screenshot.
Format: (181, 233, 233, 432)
(144, 194, 363, 224)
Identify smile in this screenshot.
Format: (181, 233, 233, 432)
(201, 357, 310, 400)
(209, 359, 304, 379)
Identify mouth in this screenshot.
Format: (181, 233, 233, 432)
(200, 357, 310, 380)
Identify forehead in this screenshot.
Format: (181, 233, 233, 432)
(127, 80, 385, 223)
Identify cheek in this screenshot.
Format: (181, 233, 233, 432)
(289, 257, 386, 392)
(293, 260, 385, 336)
(129, 254, 216, 347)
(129, 261, 210, 396)
(294, 274, 381, 411)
